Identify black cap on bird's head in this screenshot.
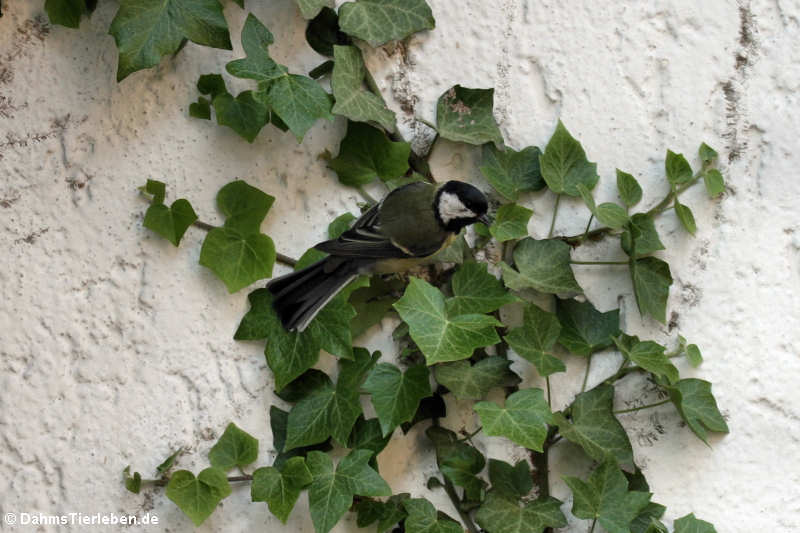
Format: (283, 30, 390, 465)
(434, 180, 491, 232)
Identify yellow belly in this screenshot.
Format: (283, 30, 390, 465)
(371, 233, 457, 274)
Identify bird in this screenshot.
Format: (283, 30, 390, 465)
(267, 180, 490, 332)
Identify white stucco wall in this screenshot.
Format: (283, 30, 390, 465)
(1, 0, 798, 531)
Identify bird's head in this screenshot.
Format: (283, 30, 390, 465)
(434, 180, 491, 232)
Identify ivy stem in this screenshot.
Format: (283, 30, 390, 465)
(442, 477, 480, 533)
(458, 426, 483, 442)
(357, 185, 377, 205)
(143, 474, 253, 487)
(548, 194, 561, 238)
(581, 354, 593, 393)
(589, 518, 597, 533)
(570, 260, 628, 265)
(582, 213, 594, 240)
(545, 377, 552, 407)
(614, 399, 671, 415)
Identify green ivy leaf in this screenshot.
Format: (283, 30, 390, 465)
(165, 468, 232, 526)
(401, 394, 446, 434)
(686, 344, 703, 367)
(403, 498, 462, 533)
(490, 204, 533, 242)
(436, 85, 504, 146)
(199, 181, 276, 293)
(539, 120, 599, 197)
(213, 90, 269, 142)
(251, 457, 312, 523)
(487, 459, 532, 500)
(328, 212, 357, 239)
(475, 493, 567, 533)
(555, 298, 620, 357)
(665, 150, 693, 186)
(394, 278, 502, 365)
(109, 0, 232, 82)
(613, 335, 678, 384)
(156, 448, 183, 474)
(674, 513, 718, 533)
(426, 427, 487, 500)
(306, 8, 350, 56)
(270, 406, 333, 469)
(208, 422, 259, 471)
(501, 238, 582, 294)
(198, 73, 227, 98)
(338, 0, 435, 46)
(596, 202, 629, 229)
(479, 144, 545, 201)
(616, 169, 643, 208)
(142, 179, 198, 246)
(123, 466, 141, 494)
(331, 46, 396, 132)
(446, 262, 519, 316)
(675, 200, 697, 235)
(667, 378, 728, 444)
(703, 169, 725, 198)
(329, 122, 411, 186)
(698, 143, 718, 164)
(631, 257, 672, 324)
(189, 97, 211, 119)
(475, 388, 552, 451)
(295, 0, 334, 19)
(621, 213, 665, 258)
(431, 231, 470, 264)
(363, 363, 431, 436)
(348, 276, 402, 338)
(45, 0, 92, 28)
(433, 357, 520, 400)
(504, 303, 566, 377)
(630, 503, 668, 533)
(347, 416, 392, 458)
(553, 384, 634, 467)
(564, 457, 651, 533)
(307, 449, 391, 533)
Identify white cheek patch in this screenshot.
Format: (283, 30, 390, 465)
(438, 191, 475, 224)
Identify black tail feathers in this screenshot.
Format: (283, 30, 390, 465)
(267, 256, 361, 332)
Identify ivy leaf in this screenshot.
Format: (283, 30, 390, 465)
(123, 466, 141, 494)
(613, 335, 678, 384)
(306, 7, 350, 56)
(631, 257, 672, 324)
(327, 212, 357, 239)
(329, 122, 411, 186)
(479, 144, 545, 201)
(270, 406, 333, 469)
(621, 213, 665, 258)
(487, 459, 532, 499)
(295, 0, 334, 19)
(109, 0, 232, 82)
(189, 97, 211, 119)
(363, 363, 431, 436)
(665, 150, 693, 185)
(555, 298, 620, 357)
(576, 184, 628, 229)
(347, 416, 392, 458)
(348, 276, 402, 338)
(46, 0, 92, 28)
(199, 181, 276, 293)
(338, 0, 436, 47)
(703, 169, 725, 198)
(426, 427, 487, 500)
(474, 388, 552, 451)
(504, 303, 566, 377)
(686, 344, 703, 367)
(616, 169, 643, 207)
(394, 278, 501, 365)
(433, 357, 520, 400)
(446, 262, 519, 316)
(251, 457, 312, 523)
(475, 493, 567, 533)
(156, 448, 183, 474)
(436, 85, 504, 146)
(501, 238, 582, 294)
(667, 379, 728, 444)
(630, 503, 668, 533)
(674, 513, 718, 533)
(213, 90, 269, 142)
(564, 458, 651, 533)
(277, 369, 333, 403)
(306, 449, 391, 533)
(208, 422, 259, 471)
(539, 120, 599, 197)
(198, 73, 227, 98)
(675, 200, 697, 235)
(431, 231, 470, 264)
(698, 142, 718, 163)
(331, 46, 396, 132)
(490, 204, 533, 242)
(403, 498, 462, 533)
(142, 179, 198, 246)
(165, 468, 232, 526)
(553, 384, 634, 467)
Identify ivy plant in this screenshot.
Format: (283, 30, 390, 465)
(46, 1, 729, 532)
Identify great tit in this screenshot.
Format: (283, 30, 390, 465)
(267, 180, 490, 331)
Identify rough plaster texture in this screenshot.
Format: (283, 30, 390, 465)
(0, 0, 798, 531)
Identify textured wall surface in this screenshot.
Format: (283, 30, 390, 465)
(1, 0, 799, 531)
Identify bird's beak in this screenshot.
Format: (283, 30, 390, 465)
(478, 213, 492, 226)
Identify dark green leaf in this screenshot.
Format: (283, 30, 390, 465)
(616, 169, 643, 207)
(436, 85, 504, 146)
(208, 422, 259, 471)
(348, 416, 392, 456)
(363, 363, 431, 436)
(348, 276, 401, 338)
(475, 493, 567, 533)
(668, 379, 728, 444)
(306, 8, 349, 56)
(109, 0, 232, 81)
(251, 457, 312, 523)
(613, 335, 678, 384)
(213, 90, 269, 142)
(675, 200, 697, 235)
(328, 212, 357, 239)
(331, 46, 396, 131)
(156, 449, 182, 474)
(673, 513, 718, 533)
(434, 357, 520, 400)
(596, 202, 629, 229)
(475, 388, 552, 451)
(665, 150, 693, 186)
(630, 502, 667, 533)
(296, 0, 334, 19)
(142, 180, 198, 246)
(46, 0, 89, 28)
(401, 393, 446, 433)
(446, 261, 519, 316)
(198, 73, 227, 99)
(631, 257, 672, 324)
(490, 203, 533, 242)
(338, 0, 436, 46)
(199, 228, 275, 293)
(189, 97, 212, 119)
(329, 122, 411, 186)
(621, 213, 665, 258)
(504, 303, 565, 377)
(539, 120, 599, 196)
(553, 384, 634, 467)
(403, 498, 462, 533)
(487, 459, 532, 500)
(276, 369, 333, 403)
(436, 440, 486, 500)
(166, 468, 232, 526)
(479, 144, 544, 201)
(698, 143, 718, 164)
(123, 466, 141, 494)
(501, 238, 582, 294)
(556, 298, 620, 357)
(703, 169, 725, 198)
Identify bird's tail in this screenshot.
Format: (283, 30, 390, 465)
(267, 256, 361, 332)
